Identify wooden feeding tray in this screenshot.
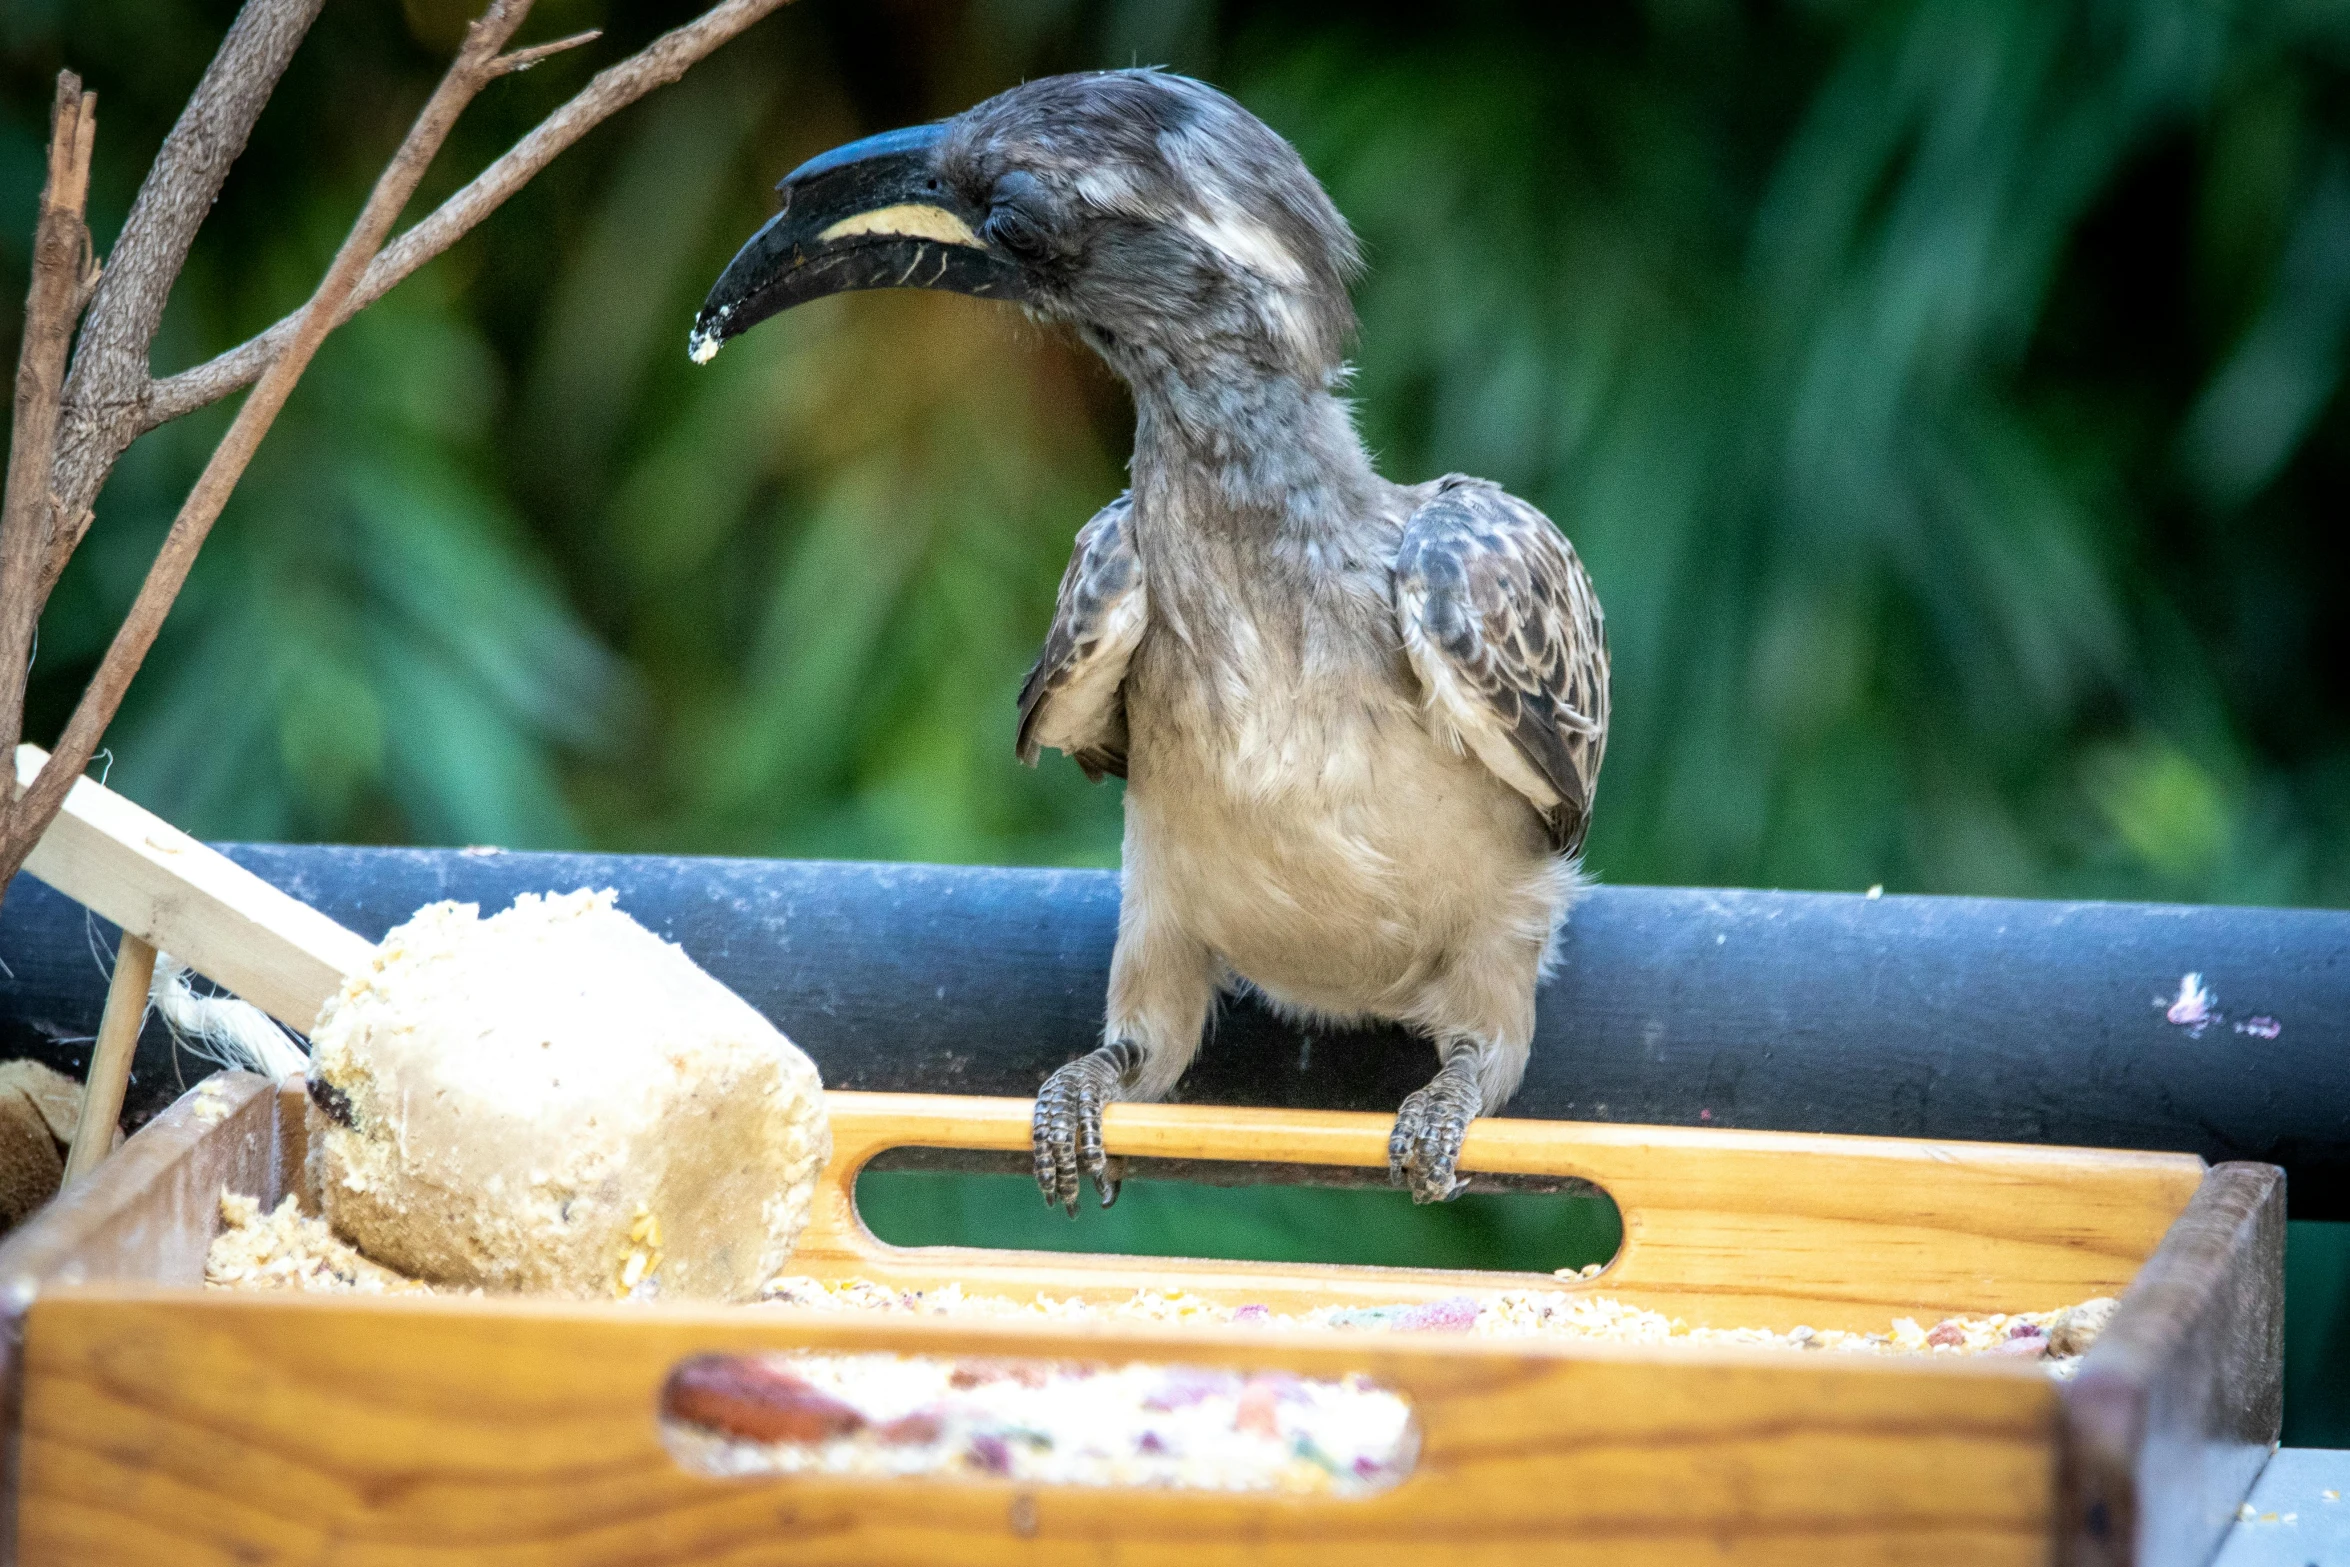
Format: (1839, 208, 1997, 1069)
(0, 753, 2285, 1564)
(0, 1069, 2280, 1566)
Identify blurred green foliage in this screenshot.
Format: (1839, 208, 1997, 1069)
(4, 0, 2346, 1444)
(859, 1171, 1624, 1273)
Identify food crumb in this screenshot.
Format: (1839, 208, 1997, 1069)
(205, 1193, 437, 1294)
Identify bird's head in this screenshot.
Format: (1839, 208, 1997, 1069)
(689, 70, 1361, 388)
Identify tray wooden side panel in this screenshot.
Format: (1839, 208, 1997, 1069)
(0, 1072, 284, 1567)
(800, 1094, 2210, 1331)
(2060, 1161, 2285, 1567)
(0, 1073, 283, 1298)
(14, 1288, 2064, 1567)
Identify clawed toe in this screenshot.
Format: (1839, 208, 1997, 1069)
(1031, 1044, 1136, 1215)
(1387, 1061, 1482, 1204)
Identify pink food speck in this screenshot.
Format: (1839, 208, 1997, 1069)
(2164, 973, 2216, 1030)
(2235, 1015, 2281, 1040)
(1232, 1304, 1271, 1323)
(1234, 1379, 1282, 1437)
(1394, 1295, 1481, 1332)
(1144, 1369, 1238, 1411)
(877, 1411, 943, 1446)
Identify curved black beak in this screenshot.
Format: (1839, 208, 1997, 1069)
(689, 123, 1029, 362)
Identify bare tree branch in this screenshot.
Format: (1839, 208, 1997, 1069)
(46, 0, 327, 548)
(0, 0, 792, 905)
(0, 0, 542, 888)
(1, 76, 96, 813)
(140, 0, 794, 434)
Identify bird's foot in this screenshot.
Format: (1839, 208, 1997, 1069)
(1388, 1053, 1483, 1204)
(1032, 1041, 1141, 1215)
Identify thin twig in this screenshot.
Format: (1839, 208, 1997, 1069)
(0, 0, 541, 888)
(45, 0, 327, 557)
(493, 28, 601, 75)
(140, 0, 795, 434)
(0, 76, 96, 814)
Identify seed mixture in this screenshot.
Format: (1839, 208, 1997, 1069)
(205, 1193, 2117, 1377)
(757, 1274, 2118, 1377)
(661, 1351, 1416, 1496)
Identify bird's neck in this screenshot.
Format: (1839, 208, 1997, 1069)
(1121, 356, 1380, 540)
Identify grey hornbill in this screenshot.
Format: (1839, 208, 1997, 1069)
(691, 71, 1609, 1207)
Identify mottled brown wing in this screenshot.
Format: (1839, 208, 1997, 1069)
(1394, 476, 1610, 856)
(1016, 493, 1146, 782)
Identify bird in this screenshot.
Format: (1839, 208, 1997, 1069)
(690, 69, 1608, 1208)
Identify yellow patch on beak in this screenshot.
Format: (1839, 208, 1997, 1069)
(817, 204, 983, 247)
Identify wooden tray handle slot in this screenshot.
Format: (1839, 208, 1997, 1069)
(789, 1092, 2207, 1328)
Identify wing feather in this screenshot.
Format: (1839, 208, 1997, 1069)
(1394, 477, 1610, 856)
(1016, 493, 1146, 781)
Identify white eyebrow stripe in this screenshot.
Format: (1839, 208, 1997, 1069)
(1182, 201, 1306, 286)
(1073, 166, 1146, 214)
(819, 204, 984, 247)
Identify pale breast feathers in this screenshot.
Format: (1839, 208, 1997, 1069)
(1393, 477, 1610, 856)
(1016, 493, 1147, 781)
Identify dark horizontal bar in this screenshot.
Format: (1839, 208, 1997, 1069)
(4, 848, 2344, 1216)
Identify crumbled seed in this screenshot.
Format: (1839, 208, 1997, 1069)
(203, 1193, 437, 1295)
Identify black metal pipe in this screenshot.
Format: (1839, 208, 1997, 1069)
(4, 847, 2345, 1215)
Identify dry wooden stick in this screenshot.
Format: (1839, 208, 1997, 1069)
(0, 77, 96, 810)
(132, 0, 794, 445)
(0, 0, 546, 889)
(61, 932, 155, 1184)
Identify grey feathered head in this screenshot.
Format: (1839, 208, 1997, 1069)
(690, 70, 1362, 384)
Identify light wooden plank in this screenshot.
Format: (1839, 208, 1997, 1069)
(16, 1288, 2063, 1566)
(798, 1094, 2208, 1331)
(12, 745, 372, 1032)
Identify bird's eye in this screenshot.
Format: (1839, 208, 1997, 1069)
(985, 203, 1047, 260)
(984, 171, 1054, 261)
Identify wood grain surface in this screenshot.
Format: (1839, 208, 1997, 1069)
(2061, 1162, 2286, 1567)
(15, 1288, 2066, 1566)
(800, 1093, 2209, 1331)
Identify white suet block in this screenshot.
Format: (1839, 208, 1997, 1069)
(306, 889, 829, 1301)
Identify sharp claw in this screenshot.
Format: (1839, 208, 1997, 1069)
(1093, 1154, 1127, 1208)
